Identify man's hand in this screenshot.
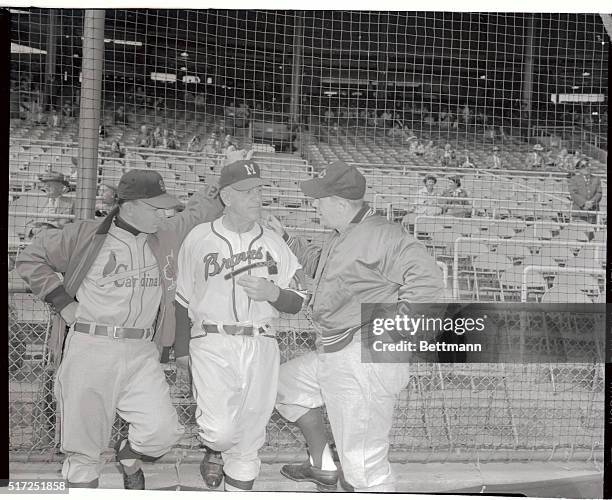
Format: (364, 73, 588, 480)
(59, 302, 78, 325)
(237, 275, 280, 302)
(263, 215, 286, 238)
(583, 200, 593, 210)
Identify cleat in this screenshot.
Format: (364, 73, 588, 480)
(119, 467, 145, 490)
(200, 447, 224, 489)
(280, 461, 338, 492)
(114, 439, 145, 490)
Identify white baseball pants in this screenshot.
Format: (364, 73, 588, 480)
(276, 336, 410, 492)
(54, 331, 184, 483)
(189, 333, 279, 483)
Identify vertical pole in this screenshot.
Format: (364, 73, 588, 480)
(44, 9, 58, 110)
(289, 12, 304, 131)
(521, 14, 536, 140)
(76, 10, 105, 220)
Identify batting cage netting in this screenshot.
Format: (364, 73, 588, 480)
(8, 9, 607, 464)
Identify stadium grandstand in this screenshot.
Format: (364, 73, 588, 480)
(7, 8, 608, 494)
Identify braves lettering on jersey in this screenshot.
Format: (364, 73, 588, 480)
(176, 216, 300, 329)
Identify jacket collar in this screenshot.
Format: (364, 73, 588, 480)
(114, 216, 142, 236)
(349, 203, 375, 224)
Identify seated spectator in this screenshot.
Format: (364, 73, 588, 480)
(530, 144, 544, 169)
(415, 141, 426, 156)
(441, 175, 471, 217)
(387, 122, 405, 138)
(62, 102, 73, 119)
(25, 172, 74, 239)
(568, 159, 602, 223)
(99, 123, 107, 139)
(488, 146, 504, 169)
(413, 174, 442, 215)
(224, 143, 254, 165)
(554, 148, 572, 172)
(187, 135, 203, 152)
(152, 126, 163, 147)
(137, 125, 151, 148)
(423, 140, 437, 159)
(95, 181, 117, 217)
(459, 150, 475, 169)
(109, 140, 126, 159)
(441, 143, 456, 167)
(167, 130, 180, 150)
(50, 109, 61, 128)
(203, 136, 219, 155)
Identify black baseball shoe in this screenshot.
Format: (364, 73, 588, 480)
(200, 446, 224, 489)
(114, 439, 145, 490)
(280, 461, 338, 492)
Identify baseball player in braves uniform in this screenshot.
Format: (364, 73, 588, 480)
(174, 160, 304, 491)
(268, 160, 443, 492)
(16, 170, 222, 489)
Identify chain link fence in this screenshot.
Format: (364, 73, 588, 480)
(9, 291, 604, 462)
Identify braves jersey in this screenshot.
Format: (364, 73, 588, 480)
(176, 216, 301, 329)
(75, 223, 161, 328)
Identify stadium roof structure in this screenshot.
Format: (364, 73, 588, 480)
(10, 9, 609, 100)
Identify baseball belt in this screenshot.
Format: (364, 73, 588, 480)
(74, 322, 154, 340)
(196, 323, 275, 339)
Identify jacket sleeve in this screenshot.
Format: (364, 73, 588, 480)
(381, 226, 444, 303)
(161, 185, 223, 242)
(590, 179, 602, 205)
(285, 234, 322, 279)
(15, 224, 81, 310)
(568, 178, 587, 208)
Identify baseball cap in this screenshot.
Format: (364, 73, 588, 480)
(219, 160, 266, 191)
(575, 159, 590, 170)
(116, 169, 179, 209)
(300, 160, 366, 200)
(448, 175, 461, 183)
(39, 171, 69, 186)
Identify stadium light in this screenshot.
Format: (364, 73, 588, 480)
(11, 43, 46, 55)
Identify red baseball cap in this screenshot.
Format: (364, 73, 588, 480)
(219, 160, 266, 191)
(300, 160, 366, 200)
(116, 169, 179, 209)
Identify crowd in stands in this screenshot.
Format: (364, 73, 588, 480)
(402, 173, 474, 220)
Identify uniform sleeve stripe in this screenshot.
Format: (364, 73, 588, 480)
(176, 291, 190, 307)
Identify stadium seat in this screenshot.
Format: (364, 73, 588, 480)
(541, 285, 591, 303)
(500, 265, 547, 302)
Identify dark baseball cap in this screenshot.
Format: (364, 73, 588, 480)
(300, 160, 366, 200)
(116, 169, 179, 209)
(39, 171, 69, 186)
(219, 160, 266, 191)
